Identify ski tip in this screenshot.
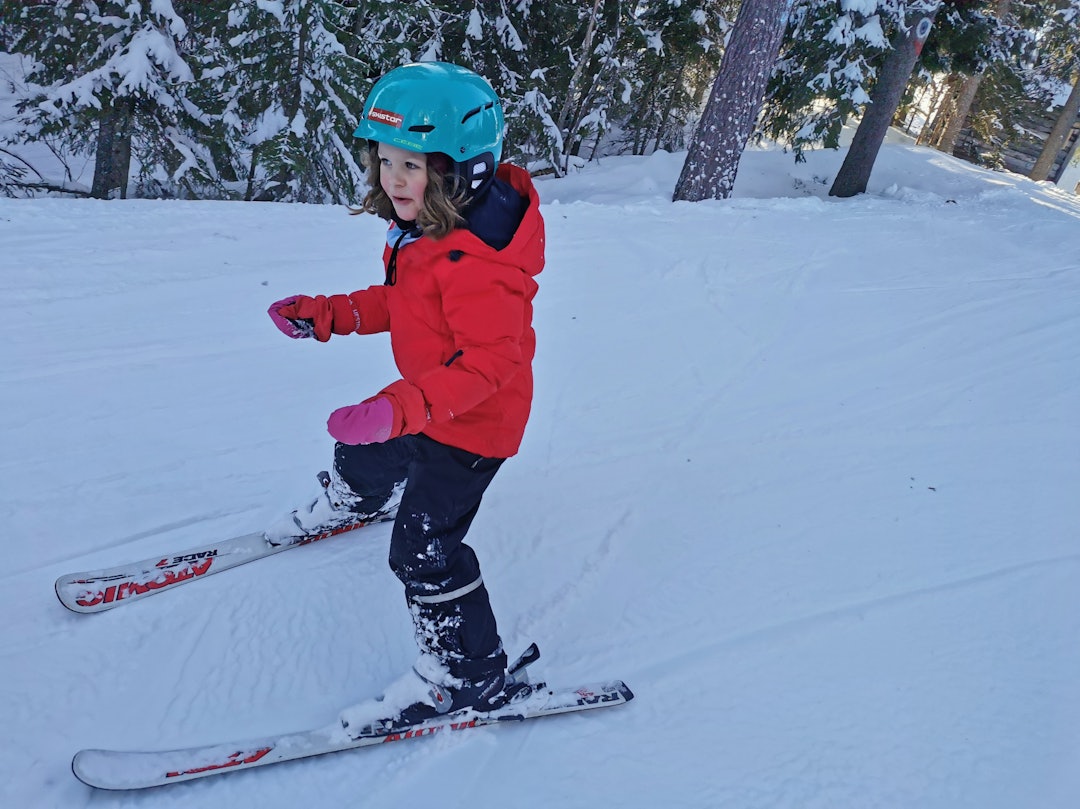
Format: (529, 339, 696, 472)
(54, 577, 87, 615)
(72, 751, 96, 789)
(54, 578, 110, 615)
(73, 748, 177, 791)
(72, 750, 123, 791)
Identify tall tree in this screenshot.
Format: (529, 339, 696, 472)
(933, 0, 1012, 154)
(545, 0, 633, 173)
(1030, 72, 1080, 180)
(449, 0, 577, 173)
(619, 0, 735, 156)
(1028, 0, 1080, 180)
(219, 0, 373, 203)
(762, 0, 895, 158)
(672, 0, 787, 200)
(421, 0, 559, 172)
(830, 2, 941, 197)
(10, 0, 209, 199)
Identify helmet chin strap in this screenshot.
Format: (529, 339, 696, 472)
(391, 213, 420, 231)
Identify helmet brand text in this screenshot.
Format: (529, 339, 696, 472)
(369, 107, 403, 128)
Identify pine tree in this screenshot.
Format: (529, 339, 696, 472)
(438, 0, 622, 175)
(830, 2, 941, 197)
(501, 0, 587, 171)
(762, 0, 900, 158)
(538, 0, 637, 173)
(1028, 0, 1080, 180)
(931, 0, 1078, 173)
(343, 0, 442, 64)
(0, 0, 17, 51)
(420, 0, 557, 171)
(219, 0, 378, 203)
(921, 0, 1006, 154)
(1, 0, 33, 195)
(672, 0, 788, 200)
(10, 0, 212, 198)
(619, 0, 736, 157)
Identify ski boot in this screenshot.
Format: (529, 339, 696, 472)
(263, 469, 401, 546)
(340, 644, 540, 737)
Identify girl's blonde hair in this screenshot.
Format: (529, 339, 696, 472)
(354, 143, 468, 239)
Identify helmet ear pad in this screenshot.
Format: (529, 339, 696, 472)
(453, 151, 497, 193)
(417, 151, 490, 191)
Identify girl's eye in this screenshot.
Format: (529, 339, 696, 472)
(406, 161, 421, 171)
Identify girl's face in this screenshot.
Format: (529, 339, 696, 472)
(378, 143, 428, 222)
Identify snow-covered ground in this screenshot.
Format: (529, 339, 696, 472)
(2, 134, 1079, 807)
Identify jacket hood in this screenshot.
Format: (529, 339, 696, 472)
(441, 163, 545, 279)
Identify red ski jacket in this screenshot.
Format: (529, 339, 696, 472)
(331, 164, 545, 458)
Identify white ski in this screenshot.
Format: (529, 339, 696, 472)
(54, 519, 385, 614)
(72, 679, 634, 790)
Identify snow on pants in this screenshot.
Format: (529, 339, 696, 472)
(333, 434, 507, 681)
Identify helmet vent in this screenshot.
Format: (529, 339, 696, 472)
(408, 124, 435, 133)
(460, 102, 494, 124)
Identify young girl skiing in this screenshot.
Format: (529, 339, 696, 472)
(266, 62, 545, 728)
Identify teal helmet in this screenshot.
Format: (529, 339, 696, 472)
(354, 62, 504, 191)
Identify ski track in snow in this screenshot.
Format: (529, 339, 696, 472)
(637, 551, 1080, 675)
(2, 140, 1080, 807)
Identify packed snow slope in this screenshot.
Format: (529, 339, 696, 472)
(1, 136, 1079, 808)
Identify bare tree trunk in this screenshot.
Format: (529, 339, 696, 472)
(936, 0, 1012, 155)
(830, 5, 940, 198)
(1054, 119, 1080, 183)
(652, 60, 686, 153)
(244, 144, 261, 202)
(631, 62, 664, 155)
(556, 0, 602, 171)
(345, 0, 367, 58)
(937, 72, 983, 153)
(1030, 73, 1080, 182)
(916, 74, 957, 146)
(672, 0, 787, 201)
(91, 95, 134, 199)
(905, 81, 933, 134)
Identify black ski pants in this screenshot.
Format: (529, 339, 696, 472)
(333, 434, 506, 680)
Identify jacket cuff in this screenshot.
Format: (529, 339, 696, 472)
(378, 380, 429, 437)
(329, 293, 363, 335)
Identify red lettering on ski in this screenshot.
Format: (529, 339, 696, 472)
(74, 559, 215, 607)
(381, 717, 482, 743)
(296, 520, 375, 547)
(383, 725, 441, 743)
(166, 746, 273, 778)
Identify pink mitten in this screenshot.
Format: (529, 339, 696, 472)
(327, 397, 396, 445)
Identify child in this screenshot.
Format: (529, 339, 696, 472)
(266, 62, 545, 729)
